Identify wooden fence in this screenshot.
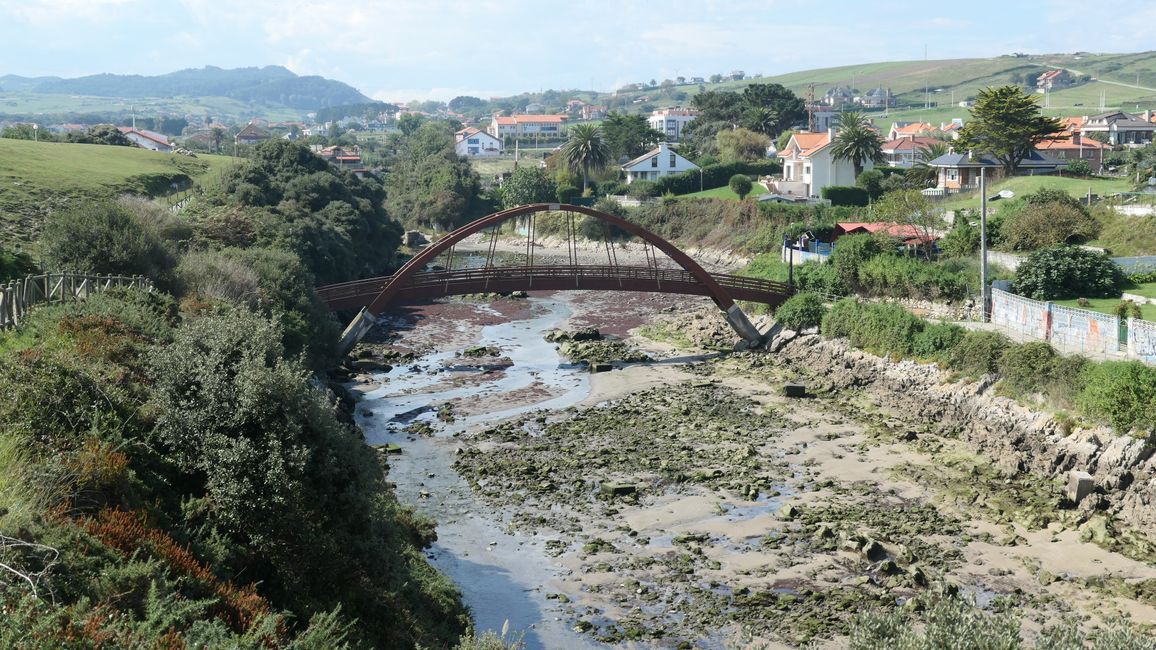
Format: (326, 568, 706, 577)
(0, 273, 153, 330)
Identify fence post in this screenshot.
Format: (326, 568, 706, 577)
(1044, 302, 1054, 342)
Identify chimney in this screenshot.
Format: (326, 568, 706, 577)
(828, 127, 836, 140)
(1147, 110, 1153, 122)
(1072, 131, 1081, 146)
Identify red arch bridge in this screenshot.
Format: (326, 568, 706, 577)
(316, 203, 794, 353)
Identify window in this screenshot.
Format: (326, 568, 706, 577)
(947, 169, 959, 181)
(467, 138, 479, 144)
(670, 152, 676, 167)
(651, 157, 658, 168)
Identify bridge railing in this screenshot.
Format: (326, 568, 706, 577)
(0, 273, 153, 330)
(316, 265, 792, 306)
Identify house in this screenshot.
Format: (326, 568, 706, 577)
(1036, 70, 1071, 92)
(487, 114, 567, 140)
(881, 136, 941, 167)
(581, 105, 607, 120)
(774, 129, 870, 198)
(924, 149, 1062, 193)
(116, 127, 173, 152)
(888, 122, 934, 141)
(939, 120, 964, 138)
(621, 142, 699, 184)
(648, 108, 698, 141)
(234, 123, 272, 146)
(1080, 111, 1155, 146)
(858, 87, 893, 108)
(1036, 132, 1109, 169)
(833, 221, 939, 249)
(824, 86, 855, 107)
(311, 145, 362, 169)
(454, 127, 504, 157)
(690, 77, 706, 84)
(524, 102, 544, 113)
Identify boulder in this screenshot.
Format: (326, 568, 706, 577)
(1067, 470, 1094, 505)
(404, 230, 429, 247)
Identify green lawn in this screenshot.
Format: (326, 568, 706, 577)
(1053, 295, 1156, 321)
(1127, 282, 1156, 299)
(0, 92, 303, 123)
(938, 175, 1133, 211)
(680, 182, 769, 200)
(0, 138, 233, 244)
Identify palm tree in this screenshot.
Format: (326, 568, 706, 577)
(907, 141, 950, 187)
(561, 123, 612, 193)
(830, 111, 884, 178)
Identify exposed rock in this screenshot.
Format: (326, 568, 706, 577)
(404, 230, 429, 247)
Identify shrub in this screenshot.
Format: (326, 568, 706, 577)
(1066, 158, 1092, 176)
(774, 293, 826, 331)
(1013, 245, 1125, 300)
(856, 255, 969, 301)
(821, 299, 924, 357)
(41, 200, 175, 284)
(821, 185, 870, 207)
(795, 261, 849, 296)
(911, 322, 966, 359)
(626, 180, 660, 199)
(1115, 300, 1143, 320)
(1002, 201, 1100, 250)
(555, 184, 580, 203)
(0, 244, 36, 283)
(729, 174, 753, 199)
(939, 222, 981, 258)
(947, 330, 1010, 377)
(1078, 361, 1156, 435)
(830, 233, 886, 288)
(998, 342, 1057, 393)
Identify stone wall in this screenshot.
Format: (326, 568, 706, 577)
(773, 334, 1156, 532)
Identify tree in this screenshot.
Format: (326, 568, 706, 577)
(384, 121, 482, 232)
(872, 189, 942, 259)
(709, 74, 723, 84)
(41, 199, 175, 280)
(501, 166, 557, 208)
(856, 169, 885, 200)
(66, 124, 132, 146)
(830, 111, 883, 178)
(716, 127, 771, 162)
(397, 112, 426, 136)
(729, 174, 753, 199)
(776, 129, 797, 152)
(210, 126, 225, 154)
(600, 112, 664, 160)
(741, 83, 806, 136)
(560, 123, 612, 192)
(955, 85, 1064, 175)
(1013, 245, 1124, 300)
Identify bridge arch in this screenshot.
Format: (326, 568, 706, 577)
(336, 203, 769, 351)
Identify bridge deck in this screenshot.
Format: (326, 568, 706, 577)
(317, 265, 792, 311)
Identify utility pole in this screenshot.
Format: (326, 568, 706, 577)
(979, 167, 990, 322)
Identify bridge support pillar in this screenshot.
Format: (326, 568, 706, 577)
(337, 307, 379, 356)
(724, 304, 765, 348)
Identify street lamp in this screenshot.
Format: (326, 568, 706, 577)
(979, 168, 1013, 323)
(32, 123, 38, 142)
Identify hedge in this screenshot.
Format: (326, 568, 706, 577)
(821, 186, 869, 207)
(652, 159, 782, 196)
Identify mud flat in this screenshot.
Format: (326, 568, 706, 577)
(350, 293, 1156, 648)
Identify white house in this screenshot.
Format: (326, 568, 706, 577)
(647, 108, 698, 141)
(773, 129, 869, 198)
(454, 127, 504, 157)
(621, 142, 699, 184)
(488, 114, 567, 140)
(117, 127, 173, 152)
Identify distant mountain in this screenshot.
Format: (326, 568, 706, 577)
(4, 66, 370, 110)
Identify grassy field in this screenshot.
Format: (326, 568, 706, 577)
(1091, 210, 1156, 256)
(1053, 295, 1156, 321)
(680, 182, 769, 200)
(937, 175, 1134, 211)
(0, 92, 304, 123)
(0, 138, 234, 245)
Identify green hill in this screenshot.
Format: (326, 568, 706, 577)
(0, 138, 233, 246)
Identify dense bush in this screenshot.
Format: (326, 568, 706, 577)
(856, 254, 969, 301)
(911, 321, 966, 359)
(626, 180, 660, 199)
(947, 330, 1010, 377)
(1002, 201, 1100, 250)
(1013, 245, 1125, 300)
(830, 233, 886, 288)
(938, 222, 981, 258)
(41, 199, 176, 285)
(1078, 361, 1156, 435)
(729, 174, 753, 199)
(821, 185, 870, 207)
(998, 342, 1057, 393)
(821, 299, 924, 357)
(0, 244, 36, 282)
(795, 261, 850, 296)
(773, 293, 826, 330)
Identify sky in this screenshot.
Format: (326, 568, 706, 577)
(1, 0, 1153, 103)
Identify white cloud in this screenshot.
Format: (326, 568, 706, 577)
(0, 0, 138, 23)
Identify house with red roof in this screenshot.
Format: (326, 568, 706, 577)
(1037, 70, 1071, 92)
(881, 136, 941, 167)
(487, 114, 567, 140)
(116, 127, 173, 153)
(833, 222, 940, 251)
(773, 129, 870, 198)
